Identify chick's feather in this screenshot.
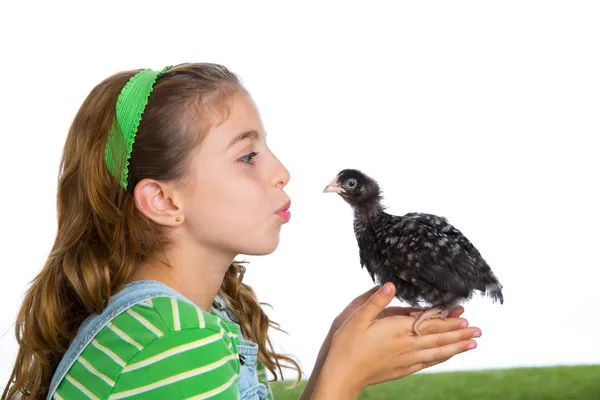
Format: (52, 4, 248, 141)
(325, 168, 503, 314)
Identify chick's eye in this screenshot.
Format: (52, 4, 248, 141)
(345, 178, 357, 189)
(239, 152, 259, 164)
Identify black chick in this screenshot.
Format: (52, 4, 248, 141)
(324, 169, 503, 335)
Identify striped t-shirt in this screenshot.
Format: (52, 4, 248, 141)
(53, 296, 274, 399)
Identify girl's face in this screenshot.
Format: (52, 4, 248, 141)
(179, 91, 291, 256)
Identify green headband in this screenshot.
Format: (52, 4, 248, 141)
(104, 65, 173, 189)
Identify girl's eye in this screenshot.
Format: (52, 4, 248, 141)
(239, 151, 259, 164)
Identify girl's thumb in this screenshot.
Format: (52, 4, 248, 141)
(356, 282, 395, 324)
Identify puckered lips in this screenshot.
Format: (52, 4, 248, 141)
(276, 200, 291, 222)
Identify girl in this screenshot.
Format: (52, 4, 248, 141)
(2, 63, 481, 400)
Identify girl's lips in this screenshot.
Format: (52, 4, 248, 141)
(276, 209, 291, 222)
(276, 200, 291, 222)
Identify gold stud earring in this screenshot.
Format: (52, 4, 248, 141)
(176, 216, 182, 223)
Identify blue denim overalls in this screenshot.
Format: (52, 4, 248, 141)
(46, 280, 269, 399)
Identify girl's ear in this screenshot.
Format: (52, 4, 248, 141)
(133, 179, 183, 226)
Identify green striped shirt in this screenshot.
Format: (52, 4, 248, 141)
(53, 297, 274, 399)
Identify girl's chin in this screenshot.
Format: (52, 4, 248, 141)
(246, 237, 281, 256)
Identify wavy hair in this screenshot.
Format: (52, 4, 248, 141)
(2, 63, 301, 400)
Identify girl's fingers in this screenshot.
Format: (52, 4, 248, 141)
(416, 327, 481, 350)
(413, 317, 470, 335)
(375, 315, 471, 339)
(378, 306, 465, 320)
(447, 306, 465, 318)
(377, 306, 422, 319)
(406, 357, 452, 375)
(414, 338, 477, 364)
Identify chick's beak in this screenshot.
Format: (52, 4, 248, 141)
(323, 176, 345, 194)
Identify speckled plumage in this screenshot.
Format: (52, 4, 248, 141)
(324, 169, 503, 333)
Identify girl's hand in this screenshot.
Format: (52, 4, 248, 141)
(313, 282, 481, 399)
(330, 284, 465, 336)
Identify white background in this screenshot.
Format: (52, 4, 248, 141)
(1, 0, 599, 385)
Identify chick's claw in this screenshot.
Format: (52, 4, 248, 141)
(410, 307, 451, 336)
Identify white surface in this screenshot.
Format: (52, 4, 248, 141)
(1, 1, 598, 384)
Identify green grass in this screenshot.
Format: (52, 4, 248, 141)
(270, 365, 600, 399)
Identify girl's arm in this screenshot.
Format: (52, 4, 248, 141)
(298, 326, 334, 400)
(299, 285, 393, 399)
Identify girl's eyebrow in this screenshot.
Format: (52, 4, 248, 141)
(226, 130, 265, 149)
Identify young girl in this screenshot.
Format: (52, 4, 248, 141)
(2, 63, 481, 400)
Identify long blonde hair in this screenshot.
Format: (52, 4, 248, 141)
(2, 63, 301, 400)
